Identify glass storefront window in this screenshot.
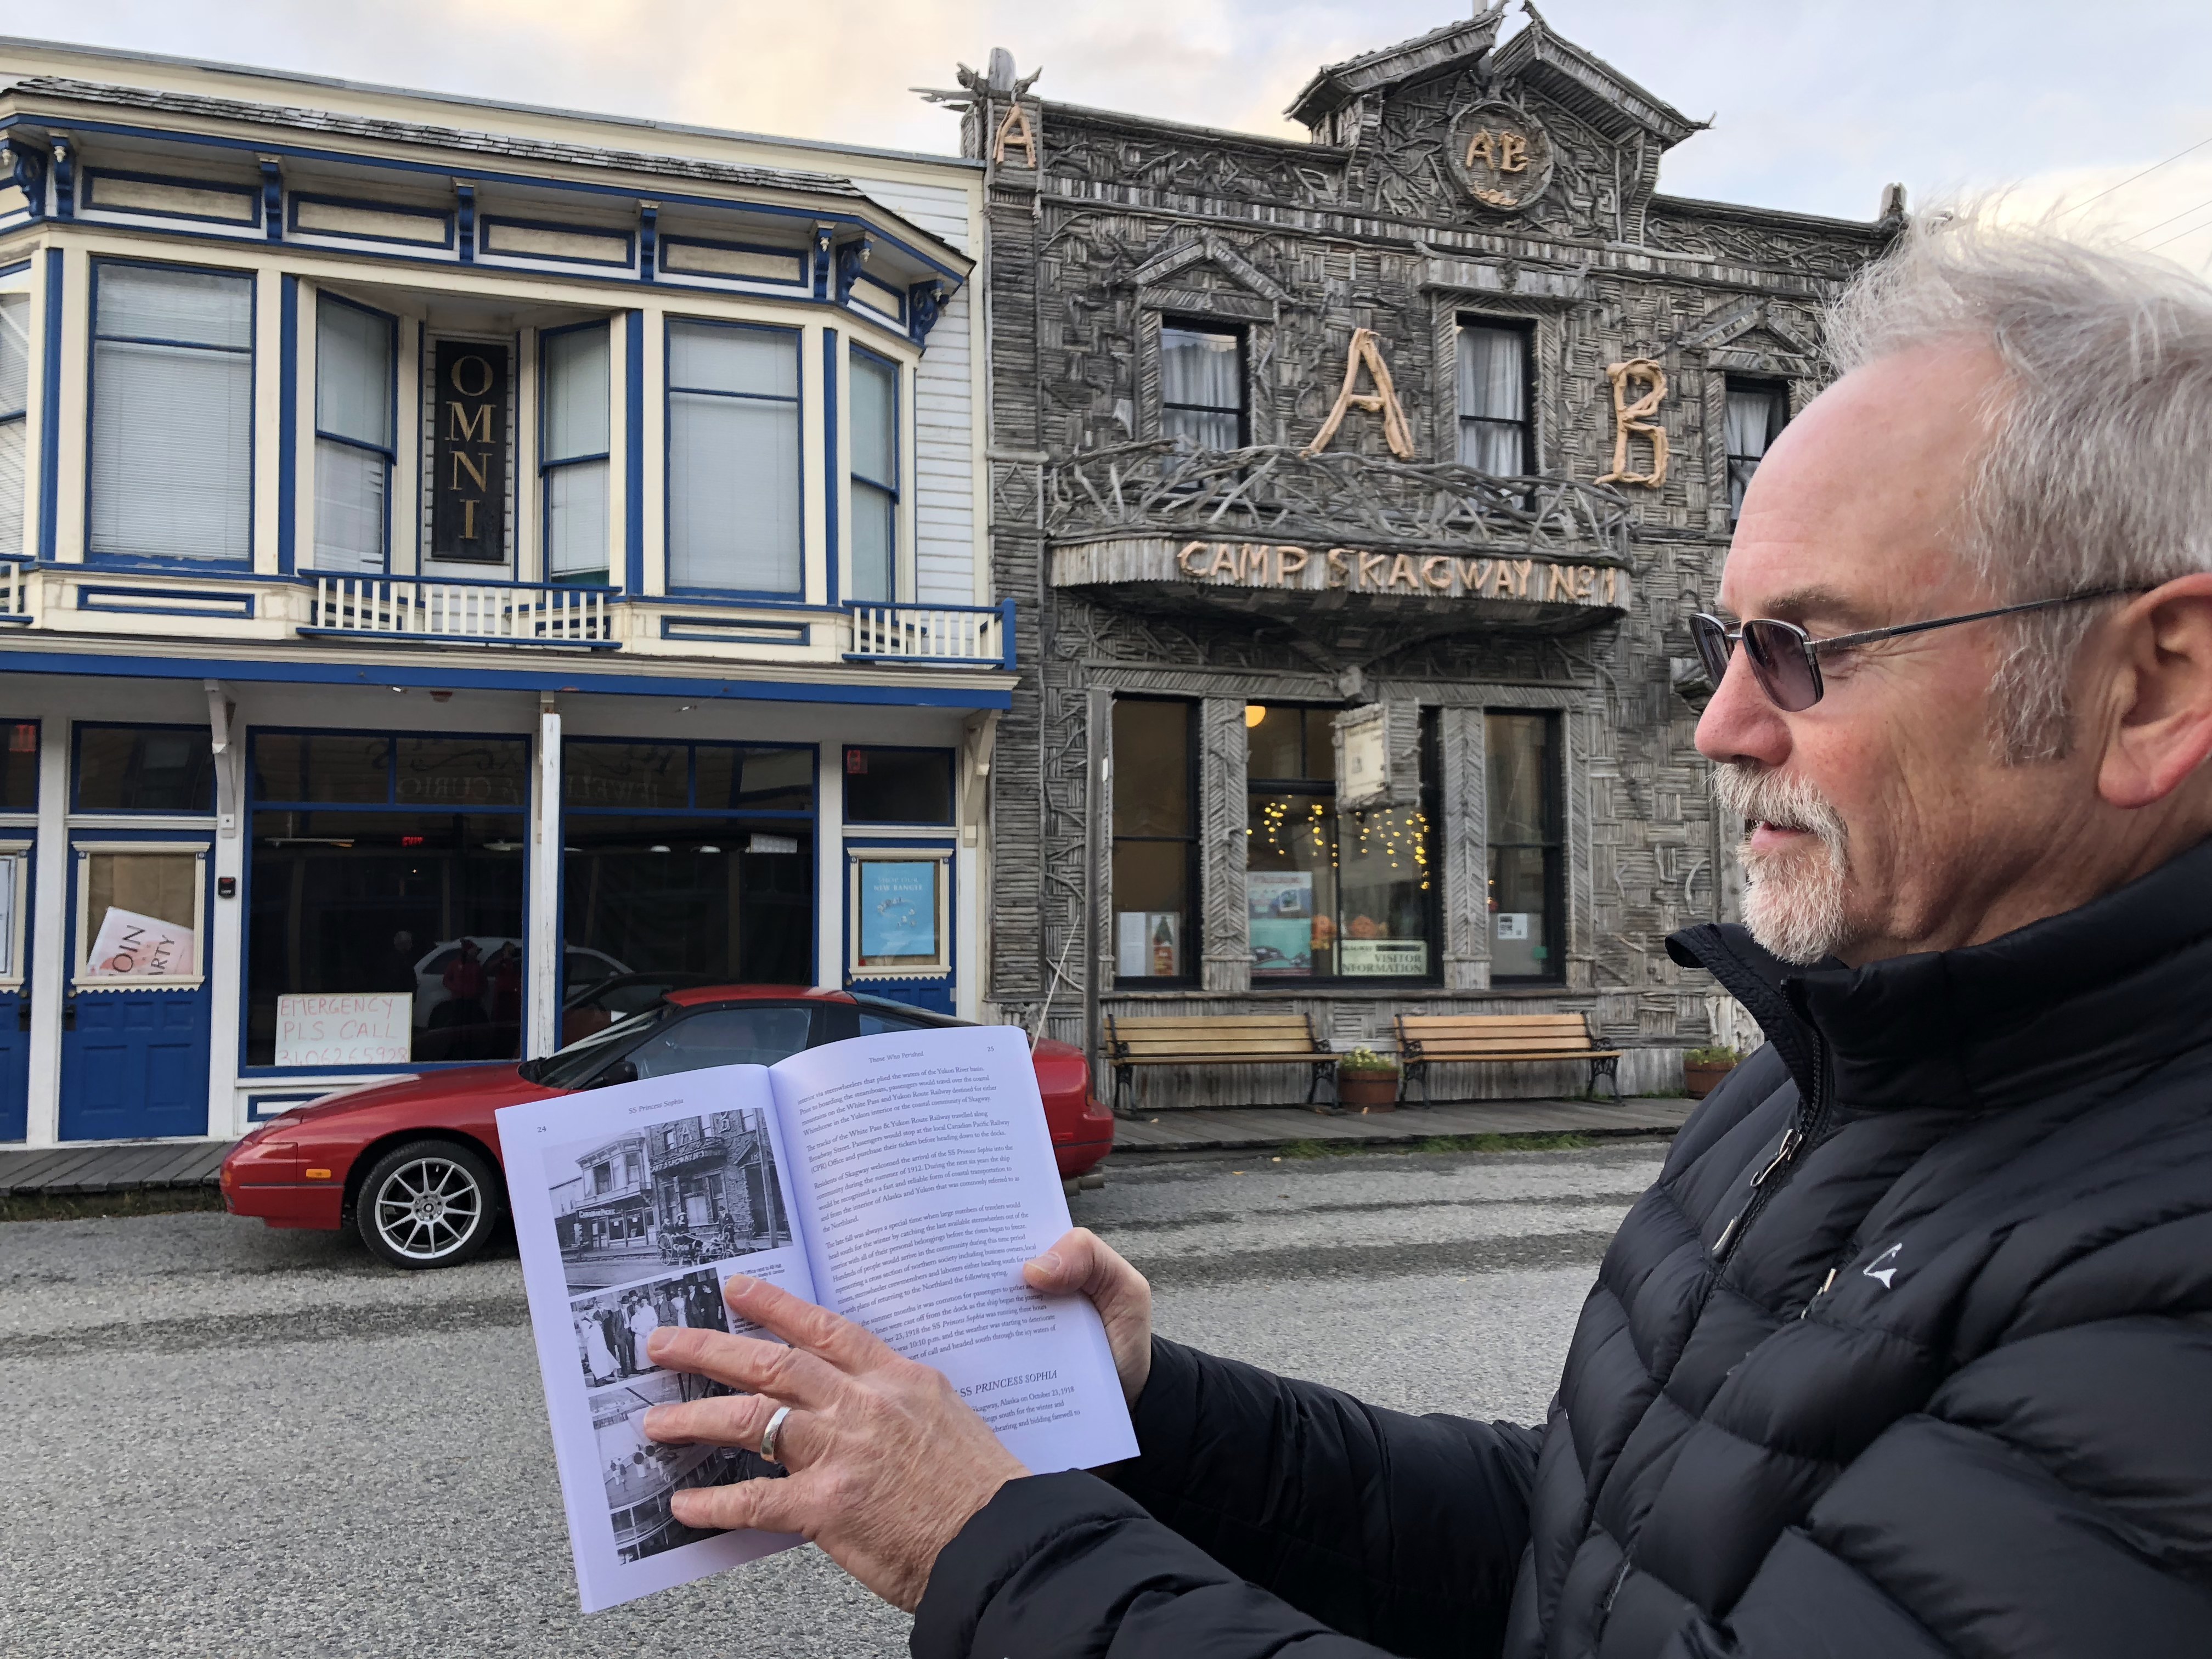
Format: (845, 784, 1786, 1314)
(1111, 698, 1197, 981)
(77, 724, 215, 812)
(246, 730, 534, 1068)
(561, 740, 815, 1042)
(1245, 706, 1439, 983)
(843, 747, 952, 824)
(246, 808, 527, 1065)
(1487, 712, 1562, 980)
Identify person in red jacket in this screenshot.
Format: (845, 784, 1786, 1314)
(637, 212, 2212, 1656)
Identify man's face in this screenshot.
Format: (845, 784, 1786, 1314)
(1697, 341, 2098, 965)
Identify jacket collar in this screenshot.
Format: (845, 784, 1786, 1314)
(1666, 836, 2212, 1113)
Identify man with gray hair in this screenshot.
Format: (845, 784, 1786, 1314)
(640, 213, 2212, 1656)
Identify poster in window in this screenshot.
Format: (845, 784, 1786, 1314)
(84, 907, 196, 979)
(1116, 911, 1181, 978)
(858, 860, 940, 967)
(1246, 871, 1313, 977)
(274, 992, 412, 1067)
(1496, 912, 1531, 941)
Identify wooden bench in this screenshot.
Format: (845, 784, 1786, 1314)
(1101, 1012, 1334, 1115)
(1392, 1013, 1623, 1104)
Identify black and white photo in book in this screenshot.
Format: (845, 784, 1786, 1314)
(570, 1267, 731, 1389)
(588, 1370, 784, 1564)
(544, 1108, 794, 1296)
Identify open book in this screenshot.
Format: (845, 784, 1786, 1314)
(496, 1024, 1137, 1613)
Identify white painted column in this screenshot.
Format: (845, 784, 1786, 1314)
(23, 723, 67, 1146)
(815, 739, 844, 990)
(204, 682, 245, 1137)
(527, 693, 561, 1057)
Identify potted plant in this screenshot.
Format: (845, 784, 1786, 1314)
(1335, 1047, 1401, 1112)
(1683, 1046, 1743, 1099)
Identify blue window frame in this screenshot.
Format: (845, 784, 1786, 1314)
(312, 293, 397, 574)
(848, 345, 899, 603)
(73, 722, 216, 814)
(87, 258, 255, 567)
(243, 729, 532, 1071)
(540, 319, 611, 586)
(664, 318, 803, 598)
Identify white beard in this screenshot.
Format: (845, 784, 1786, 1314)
(1711, 764, 1851, 965)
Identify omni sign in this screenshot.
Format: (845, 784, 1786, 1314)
(1172, 540, 1623, 607)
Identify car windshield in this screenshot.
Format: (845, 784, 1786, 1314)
(526, 1006, 673, 1090)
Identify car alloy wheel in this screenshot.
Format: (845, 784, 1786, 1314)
(357, 1139, 498, 1269)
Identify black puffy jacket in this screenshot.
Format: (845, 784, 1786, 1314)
(912, 840, 2212, 1657)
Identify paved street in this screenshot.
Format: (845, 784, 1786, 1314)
(0, 1139, 1666, 1658)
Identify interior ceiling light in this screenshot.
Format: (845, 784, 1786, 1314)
(1244, 704, 1267, 728)
(696, 845, 722, 855)
(649, 844, 672, 854)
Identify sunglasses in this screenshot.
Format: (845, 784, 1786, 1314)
(1689, 589, 2142, 713)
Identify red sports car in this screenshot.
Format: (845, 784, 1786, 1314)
(221, 986, 1113, 1270)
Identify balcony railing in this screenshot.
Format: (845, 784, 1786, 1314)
(844, 599, 1015, 669)
(1047, 441, 1634, 559)
(302, 575, 618, 648)
(0, 562, 32, 623)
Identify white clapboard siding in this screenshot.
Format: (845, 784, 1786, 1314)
(847, 172, 980, 607)
(847, 176, 973, 255)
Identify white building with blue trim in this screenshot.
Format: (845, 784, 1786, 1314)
(0, 41, 1007, 1149)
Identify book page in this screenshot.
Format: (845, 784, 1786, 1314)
(497, 1065, 816, 1613)
(768, 1024, 1137, 1475)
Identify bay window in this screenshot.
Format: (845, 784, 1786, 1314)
(541, 321, 610, 585)
(313, 296, 395, 573)
(1457, 320, 1531, 476)
(89, 262, 253, 563)
(0, 290, 26, 557)
(849, 347, 898, 602)
(666, 319, 801, 595)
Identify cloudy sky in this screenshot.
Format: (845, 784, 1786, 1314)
(16, 1, 2212, 266)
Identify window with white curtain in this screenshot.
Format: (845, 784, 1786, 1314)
(0, 291, 27, 559)
(665, 319, 801, 595)
(849, 348, 898, 603)
(541, 322, 610, 585)
(313, 296, 394, 574)
(1160, 324, 1243, 450)
(89, 262, 254, 563)
(1457, 321, 1530, 476)
(1725, 380, 1788, 523)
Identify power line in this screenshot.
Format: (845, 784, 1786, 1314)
(2058, 133, 2212, 219)
(2142, 208, 2212, 253)
(2131, 193, 2212, 244)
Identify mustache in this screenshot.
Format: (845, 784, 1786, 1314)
(1710, 764, 1848, 863)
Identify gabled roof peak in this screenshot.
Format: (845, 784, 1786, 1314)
(1285, 7, 1508, 129)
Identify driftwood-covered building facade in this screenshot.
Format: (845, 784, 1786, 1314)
(932, 5, 1897, 1103)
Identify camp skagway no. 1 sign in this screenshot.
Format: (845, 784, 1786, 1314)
(1049, 535, 1630, 614)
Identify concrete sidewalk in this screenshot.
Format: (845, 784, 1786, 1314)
(1107, 1096, 1694, 1156)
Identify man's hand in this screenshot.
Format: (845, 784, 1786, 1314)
(640, 1277, 1026, 1613)
(1022, 1228, 1153, 1405)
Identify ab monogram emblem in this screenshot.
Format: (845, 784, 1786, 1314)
(1447, 101, 1553, 213)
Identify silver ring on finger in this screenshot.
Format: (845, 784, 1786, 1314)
(758, 1403, 794, 1465)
